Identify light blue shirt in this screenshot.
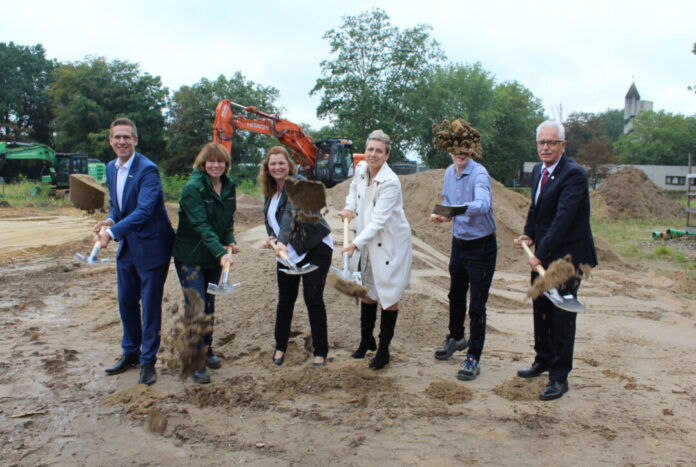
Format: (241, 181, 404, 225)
(442, 160, 496, 241)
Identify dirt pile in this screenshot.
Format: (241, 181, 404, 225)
(326, 168, 531, 267)
(69, 174, 105, 212)
(591, 167, 683, 221)
(432, 118, 482, 159)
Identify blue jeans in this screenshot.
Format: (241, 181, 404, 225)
(174, 259, 222, 348)
(448, 234, 497, 360)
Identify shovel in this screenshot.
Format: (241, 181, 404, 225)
(431, 203, 468, 218)
(275, 242, 318, 276)
(74, 228, 110, 265)
(329, 218, 366, 297)
(521, 242, 585, 313)
(206, 247, 241, 295)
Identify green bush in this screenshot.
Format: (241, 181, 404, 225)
(161, 173, 189, 202)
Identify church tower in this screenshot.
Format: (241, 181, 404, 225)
(624, 82, 653, 134)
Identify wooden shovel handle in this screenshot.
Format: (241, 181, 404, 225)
(221, 246, 233, 273)
(520, 241, 546, 277)
(343, 218, 350, 249)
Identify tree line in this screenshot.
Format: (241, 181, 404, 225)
(2, 10, 695, 184)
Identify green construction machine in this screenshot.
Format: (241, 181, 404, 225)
(0, 141, 105, 189)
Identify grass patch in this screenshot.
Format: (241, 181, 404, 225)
(592, 217, 695, 269)
(0, 180, 72, 208)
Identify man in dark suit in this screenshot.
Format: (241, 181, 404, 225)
(95, 117, 174, 385)
(515, 120, 597, 401)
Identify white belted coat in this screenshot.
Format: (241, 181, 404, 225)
(344, 161, 412, 309)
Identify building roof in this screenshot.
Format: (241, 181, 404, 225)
(625, 82, 640, 100)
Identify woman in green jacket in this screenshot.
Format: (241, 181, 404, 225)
(172, 142, 239, 384)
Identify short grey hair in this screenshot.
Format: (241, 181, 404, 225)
(366, 129, 391, 154)
(536, 120, 565, 141)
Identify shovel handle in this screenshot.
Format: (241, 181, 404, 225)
(343, 218, 350, 249)
(520, 241, 546, 277)
(221, 246, 233, 274)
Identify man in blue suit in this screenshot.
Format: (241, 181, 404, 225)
(95, 117, 174, 385)
(515, 120, 597, 401)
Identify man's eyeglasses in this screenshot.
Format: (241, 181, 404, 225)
(536, 140, 563, 147)
(112, 135, 134, 142)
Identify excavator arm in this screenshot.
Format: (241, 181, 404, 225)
(213, 99, 318, 175)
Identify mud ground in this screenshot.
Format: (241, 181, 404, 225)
(0, 175, 694, 466)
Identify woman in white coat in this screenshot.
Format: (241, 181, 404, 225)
(340, 129, 412, 370)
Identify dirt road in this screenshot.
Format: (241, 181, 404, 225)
(0, 177, 694, 466)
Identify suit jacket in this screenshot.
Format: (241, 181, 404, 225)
(524, 154, 597, 269)
(107, 152, 174, 270)
(263, 175, 331, 255)
(344, 161, 412, 309)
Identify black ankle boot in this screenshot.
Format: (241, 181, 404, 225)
(352, 301, 378, 359)
(369, 309, 398, 370)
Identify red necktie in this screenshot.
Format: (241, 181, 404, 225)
(539, 168, 549, 191)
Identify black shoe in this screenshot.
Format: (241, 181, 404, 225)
(456, 354, 480, 381)
(273, 351, 284, 366)
(517, 361, 549, 378)
(434, 335, 468, 360)
(540, 380, 569, 401)
(192, 368, 211, 384)
(139, 363, 156, 385)
(369, 346, 390, 370)
(206, 346, 222, 369)
(104, 352, 140, 375)
(351, 336, 377, 359)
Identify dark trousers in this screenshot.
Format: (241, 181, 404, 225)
(448, 234, 497, 360)
(275, 242, 332, 358)
(174, 259, 222, 348)
(531, 273, 580, 382)
(116, 253, 170, 365)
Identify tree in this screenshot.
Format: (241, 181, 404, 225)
(409, 63, 498, 168)
(49, 57, 167, 162)
(576, 136, 617, 188)
(311, 8, 445, 160)
(615, 110, 696, 165)
(164, 73, 280, 174)
(409, 63, 543, 183)
(565, 109, 622, 158)
(0, 42, 56, 143)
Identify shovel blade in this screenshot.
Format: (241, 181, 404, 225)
(207, 281, 241, 295)
(280, 263, 318, 276)
(73, 252, 110, 265)
(544, 288, 585, 313)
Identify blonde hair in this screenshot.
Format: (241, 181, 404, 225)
(366, 129, 391, 154)
(258, 146, 297, 198)
(192, 142, 231, 174)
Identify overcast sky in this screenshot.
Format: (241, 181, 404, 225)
(4, 0, 695, 129)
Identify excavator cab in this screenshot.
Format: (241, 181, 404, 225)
(314, 139, 354, 187)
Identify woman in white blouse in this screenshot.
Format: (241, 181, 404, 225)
(340, 130, 413, 370)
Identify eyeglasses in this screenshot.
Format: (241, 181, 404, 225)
(112, 135, 133, 142)
(536, 140, 563, 147)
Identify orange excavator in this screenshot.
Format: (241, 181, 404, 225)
(213, 99, 363, 187)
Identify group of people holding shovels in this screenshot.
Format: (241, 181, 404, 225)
(92, 116, 595, 402)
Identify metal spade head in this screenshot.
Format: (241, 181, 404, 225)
(206, 269, 241, 295)
(207, 281, 241, 295)
(544, 288, 585, 313)
(279, 256, 318, 276)
(73, 244, 110, 265)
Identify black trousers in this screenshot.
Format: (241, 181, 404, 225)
(531, 273, 580, 382)
(448, 234, 497, 360)
(275, 242, 332, 357)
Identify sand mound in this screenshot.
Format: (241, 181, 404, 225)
(591, 167, 682, 221)
(326, 168, 531, 267)
(69, 174, 105, 212)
